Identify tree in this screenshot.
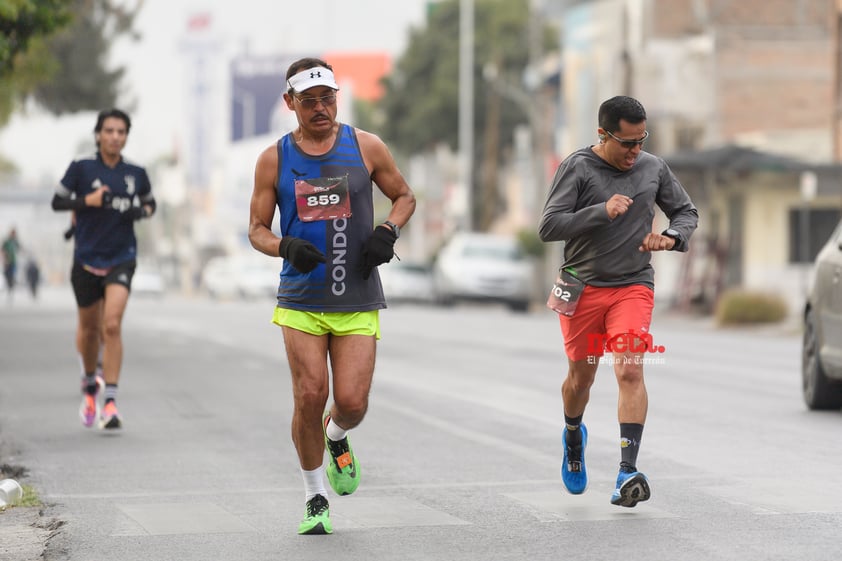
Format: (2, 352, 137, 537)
(32, 0, 143, 115)
(0, 0, 70, 77)
(0, 0, 71, 126)
(0, 0, 142, 126)
(379, 0, 558, 230)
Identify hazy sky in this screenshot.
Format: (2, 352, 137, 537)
(0, 0, 430, 185)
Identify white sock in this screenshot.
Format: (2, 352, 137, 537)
(302, 465, 327, 501)
(104, 384, 118, 402)
(326, 418, 348, 441)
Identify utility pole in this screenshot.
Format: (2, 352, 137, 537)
(459, 0, 474, 231)
(528, 0, 545, 225)
(834, 0, 842, 161)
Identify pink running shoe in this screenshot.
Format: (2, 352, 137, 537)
(99, 401, 122, 430)
(78, 376, 105, 428)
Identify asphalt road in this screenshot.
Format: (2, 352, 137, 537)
(1, 287, 841, 560)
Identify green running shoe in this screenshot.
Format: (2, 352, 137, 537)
(323, 412, 360, 496)
(298, 494, 332, 535)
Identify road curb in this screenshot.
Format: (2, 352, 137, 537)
(0, 505, 56, 561)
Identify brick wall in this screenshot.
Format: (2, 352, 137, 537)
(717, 36, 833, 136)
(653, 0, 832, 30)
(651, 0, 834, 141)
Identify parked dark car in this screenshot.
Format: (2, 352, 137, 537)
(802, 220, 842, 410)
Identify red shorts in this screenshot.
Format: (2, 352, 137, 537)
(558, 284, 654, 361)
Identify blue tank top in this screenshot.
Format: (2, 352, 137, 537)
(276, 124, 386, 311)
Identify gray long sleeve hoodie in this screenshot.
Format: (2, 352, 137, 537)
(538, 146, 698, 289)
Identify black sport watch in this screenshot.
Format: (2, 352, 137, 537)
(383, 221, 400, 239)
(662, 228, 681, 250)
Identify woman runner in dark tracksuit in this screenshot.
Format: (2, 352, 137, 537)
(52, 109, 155, 431)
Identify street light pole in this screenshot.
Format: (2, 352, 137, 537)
(459, 0, 474, 232)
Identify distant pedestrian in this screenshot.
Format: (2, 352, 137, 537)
(51, 108, 156, 431)
(2, 228, 20, 302)
(25, 258, 40, 299)
(539, 96, 698, 507)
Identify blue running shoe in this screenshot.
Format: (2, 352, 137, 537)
(561, 424, 588, 494)
(610, 469, 651, 507)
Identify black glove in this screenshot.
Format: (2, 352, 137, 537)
(279, 236, 326, 273)
(128, 206, 150, 221)
(361, 226, 397, 279)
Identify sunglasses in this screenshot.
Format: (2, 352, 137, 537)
(604, 129, 649, 149)
(294, 93, 337, 110)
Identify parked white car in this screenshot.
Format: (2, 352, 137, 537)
(131, 259, 166, 298)
(432, 232, 533, 312)
(379, 261, 435, 304)
(802, 219, 842, 410)
(131, 269, 165, 298)
(202, 255, 279, 300)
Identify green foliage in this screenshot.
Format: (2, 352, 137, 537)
(0, 0, 71, 77)
(378, 0, 557, 231)
(32, 0, 142, 115)
(0, 33, 58, 121)
(351, 98, 380, 135)
(0, 154, 17, 173)
(715, 289, 788, 326)
(0, 0, 71, 125)
(18, 483, 41, 507)
(516, 228, 544, 258)
(0, 0, 142, 125)
(379, 0, 557, 158)
(0, 484, 40, 509)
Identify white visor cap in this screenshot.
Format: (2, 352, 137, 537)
(287, 67, 339, 93)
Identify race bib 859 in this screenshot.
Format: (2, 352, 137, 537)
(294, 175, 352, 222)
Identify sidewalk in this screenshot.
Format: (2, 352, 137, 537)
(0, 285, 73, 559)
(0, 283, 75, 311)
(0, 505, 55, 561)
(653, 307, 803, 339)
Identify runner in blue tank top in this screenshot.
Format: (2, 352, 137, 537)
(248, 57, 416, 535)
(52, 109, 156, 431)
(274, 123, 384, 310)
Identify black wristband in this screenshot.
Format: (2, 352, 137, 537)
(661, 228, 682, 251)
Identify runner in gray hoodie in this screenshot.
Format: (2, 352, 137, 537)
(539, 95, 698, 507)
